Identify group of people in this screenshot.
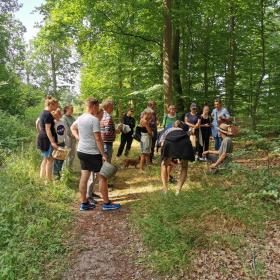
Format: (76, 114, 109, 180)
(36, 95, 233, 212)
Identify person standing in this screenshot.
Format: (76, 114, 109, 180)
(71, 98, 121, 211)
(62, 105, 76, 169)
(184, 103, 201, 157)
(117, 108, 136, 157)
(53, 108, 66, 179)
(100, 99, 121, 163)
(37, 96, 59, 181)
(139, 108, 154, 171)
(211, 99, 230, 150)
(147, 101, 157, 163)
(162, 105, 178, 129)
(198, 105, 212, 158)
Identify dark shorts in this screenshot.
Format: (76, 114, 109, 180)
(77, 152, 102, 172)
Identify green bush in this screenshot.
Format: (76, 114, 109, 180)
(0, 110, 31, 150)
(0, 146, 75, 279)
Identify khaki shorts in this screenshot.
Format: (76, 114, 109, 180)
(162, 158, 188, 168)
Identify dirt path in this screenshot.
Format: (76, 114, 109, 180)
(63, 162, 164, 280)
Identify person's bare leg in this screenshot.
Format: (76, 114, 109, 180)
(79, 170, 91, 203)
(161, 161, 168, 193)
(98, 174, 110, 204)
(140, 154, 145, 171)
(46, 158, 54, 181)
(86, 172, 94, 199)
(40, 158, 47, 178)
(167, 165, 172, 180)
(176, 162, 188, 195)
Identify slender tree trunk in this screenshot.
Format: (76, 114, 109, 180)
(172, 28, 183, 112)
(251, 0, 266, 131)
(203, 22, 210, 99)
(163, 0, 173, 112)
(225, 1, 236, 112)
(50, 44, 57, 96)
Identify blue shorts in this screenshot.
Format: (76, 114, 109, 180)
(41, 145, 53, 158)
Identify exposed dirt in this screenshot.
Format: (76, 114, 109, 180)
(62, 141, 280, 280)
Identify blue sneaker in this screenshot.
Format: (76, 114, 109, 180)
(80, 201, 96, 211)
(102, 202, 121, 211)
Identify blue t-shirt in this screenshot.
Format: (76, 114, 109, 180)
(185, 113, 200, 125)
(211, 107, 230, 137)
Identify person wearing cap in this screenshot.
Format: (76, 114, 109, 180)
(202, 123, 233, 171)
(184, 103, 201, 157)
(211, 99, 230, 150)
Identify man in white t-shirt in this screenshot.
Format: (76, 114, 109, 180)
(71, 98, 121, 211)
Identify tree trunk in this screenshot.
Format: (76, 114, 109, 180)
(251, 0, 266, 131)
(50, 44, 57, 96)
(163, 0, 173, 113)
(172, 28, 183, 112)
(225, 1, 236, 113)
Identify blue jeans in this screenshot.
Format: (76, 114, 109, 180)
(54, 159, 64, 178)
(214, 135, 222, 150)
(104, 143, 113, 163)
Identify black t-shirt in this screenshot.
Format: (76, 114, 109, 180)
(122, 115, 136, 133)
(39, 110, 57, 142)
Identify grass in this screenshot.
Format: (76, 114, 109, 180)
(130, 156, 280, 274)
(0, 145, 76, 279)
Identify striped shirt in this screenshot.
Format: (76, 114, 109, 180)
(100, 111, 116, 143)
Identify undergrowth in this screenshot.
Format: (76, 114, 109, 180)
(0, 146, 75, 279)
(130, 163, 279, 274)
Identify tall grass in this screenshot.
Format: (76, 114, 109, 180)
(0, 146, 75, 279)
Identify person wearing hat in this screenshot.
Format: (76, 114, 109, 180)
(202, 123, 233, 170)
(184, 103, 201, 158)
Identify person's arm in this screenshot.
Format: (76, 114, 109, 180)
(203, 150, 219, 156)
(70, 122, 79, 141)
(94, 132, 107, 161)
(184, 115, 195, 128)
(35, 118, 40, 133)
(211, 153, 227, 169)
(195, 118, 201, 129)
(45, 124, 58, 149)
(145, 121, 153, 136)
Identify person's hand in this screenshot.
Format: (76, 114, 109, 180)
(204, 124, 210, 127)
(51, 142, 58, 149)
(210, 163, 216, 169)
(102, 154, 107, 161)
(202, 151, 208, 156)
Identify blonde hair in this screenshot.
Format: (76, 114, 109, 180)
(45, 95, 58, 107)
(142, 107, 154, 115)
(86, 97, 99, 107)
(102, 99, 114, 110)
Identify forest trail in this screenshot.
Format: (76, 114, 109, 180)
(63, 143, 164, 280)
(62, 141, 280, 280)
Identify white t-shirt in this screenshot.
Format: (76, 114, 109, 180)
(73, 113, 100, 155)
(55, 119, 66, 144)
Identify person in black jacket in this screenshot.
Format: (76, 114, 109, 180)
(117, 109, 136, 157)
(160, 121, 194, 195)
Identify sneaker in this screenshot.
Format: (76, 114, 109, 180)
(80, 201, 96, 211)
(102, 202, 121, 211)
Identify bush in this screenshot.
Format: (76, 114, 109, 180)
(0, 146, 75, 279)
(0, 110, 31, 150)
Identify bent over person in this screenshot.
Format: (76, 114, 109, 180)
(71, 98, 121, 211)
(160, 121, 195, 195)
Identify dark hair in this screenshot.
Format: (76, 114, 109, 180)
(63, 105, 73, 114)
(215, 98, 222, 104)
(87, 97, 99, 107)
